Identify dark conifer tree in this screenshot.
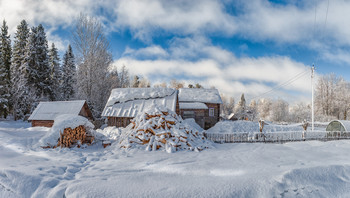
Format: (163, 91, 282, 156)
(11, 20, 30, 120)
(0, 20, 12, 118)
(48, 43, 61, 100)
(62, 45, 76, 100)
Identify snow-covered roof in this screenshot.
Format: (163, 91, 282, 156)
(102, 88, 177, 117)
(179, 102, 208, 109)
(178, 88, 222, 104)
(28, 100, 87, 121)
(105, 88, 176, 107)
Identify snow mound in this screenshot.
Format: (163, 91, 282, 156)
(206, 120, 303, 133)
(118, 104, 212, 153)
(39, 114, 94, 147)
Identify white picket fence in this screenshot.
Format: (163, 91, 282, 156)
(203, 131, 350, 143)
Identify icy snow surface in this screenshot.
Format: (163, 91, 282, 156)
(2, 120, 350, 197)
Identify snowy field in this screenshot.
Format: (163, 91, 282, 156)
(2, 121, 350, 197)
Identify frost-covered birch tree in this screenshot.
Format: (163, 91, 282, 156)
(72, 14, 113, 117)
(270, 99, 289, 122)
(0, 20, 12, 118)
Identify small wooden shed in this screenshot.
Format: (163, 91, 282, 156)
(178, 88, 222, 129)
(28, 100, 93, 127)
(101, 88, 179, 128)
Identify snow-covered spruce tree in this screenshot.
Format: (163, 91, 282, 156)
(11, 20, 31, 120)
(72, 14, 113, 117)
(61, 45, 76, 100)
(24, 24, 52, 102)
(0, 20, 12, 118)
(48, 43, 61, 100)
(234, 93, 247, 120)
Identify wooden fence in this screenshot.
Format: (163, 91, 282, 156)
(203, 131, 350, 143)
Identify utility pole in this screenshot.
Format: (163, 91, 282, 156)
(311, 65, 315, 131)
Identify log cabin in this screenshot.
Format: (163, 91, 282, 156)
(178, 88, 222, 129)
(28, 100, 93, 127)
(102, 87, 222, 130)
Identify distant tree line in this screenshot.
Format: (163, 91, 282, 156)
(221, 73, 350, 123)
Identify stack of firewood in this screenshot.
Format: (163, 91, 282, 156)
(56, 125, 94, 148)
(119, 109, 212, 153)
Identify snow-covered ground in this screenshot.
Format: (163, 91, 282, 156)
(1, 121, 350, 197)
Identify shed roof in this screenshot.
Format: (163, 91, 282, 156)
(102, 88, 177, 117)
(28, 100, 88, 121)
(179, 102, 208, 110)
(178, 88, 222, 104)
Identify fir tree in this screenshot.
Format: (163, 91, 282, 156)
(11, 20, 30, 120)
(24, 24, 52, 101)
(0, 20, 12, 118)
(48, 43, 61, 100)
(61, 45, 76, 100)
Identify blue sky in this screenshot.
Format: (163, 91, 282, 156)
(1, 0, 349, 104)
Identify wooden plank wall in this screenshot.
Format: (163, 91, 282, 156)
(32, 120, 54, 127)
(108, 117, 133, 127)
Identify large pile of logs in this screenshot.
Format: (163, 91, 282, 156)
(56, 125, 94, 148)
(119, 108, 212, 153)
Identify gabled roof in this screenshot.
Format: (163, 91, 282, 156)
(28, 100, 88, 121)
(178, 88, 222, 104)
(101, 88, 177, 117)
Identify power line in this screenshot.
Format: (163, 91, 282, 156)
(248, 68, 310, 101)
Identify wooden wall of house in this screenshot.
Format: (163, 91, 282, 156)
(32, 120, 54, 127)
(180, 103, 220, 130)
(108, 117, 133, 128)
(204, 103, 220, 129)
(79, 103, 94, 120)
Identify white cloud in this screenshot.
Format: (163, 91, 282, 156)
(112, 0, 236, 41)
(123, 45, 168, 58)
(113, 38, 311, 102)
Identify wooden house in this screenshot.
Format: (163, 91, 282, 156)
(101, 88, 179, 128)
(28, 100, 93, 127)
(178, 88, 222, 129)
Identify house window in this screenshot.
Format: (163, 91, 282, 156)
(209, 108, 215, 117)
